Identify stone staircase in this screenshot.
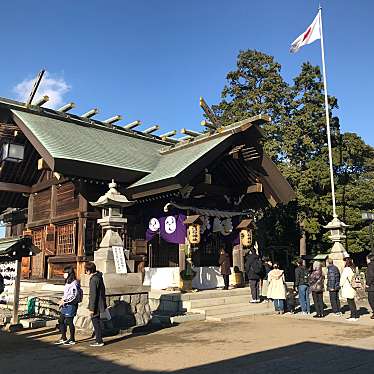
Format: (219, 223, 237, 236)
(181, 287, 274, 322)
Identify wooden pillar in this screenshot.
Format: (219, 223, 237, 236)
(11, 260, 22, 325)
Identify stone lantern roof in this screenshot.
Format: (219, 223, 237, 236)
(91, 180, 134, 208)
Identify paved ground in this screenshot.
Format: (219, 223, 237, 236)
(1, 310, 374, 374)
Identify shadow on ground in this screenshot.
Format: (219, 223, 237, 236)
(1, 326, 373, 374)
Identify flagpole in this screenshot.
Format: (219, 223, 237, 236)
(318, 7, 337, 218)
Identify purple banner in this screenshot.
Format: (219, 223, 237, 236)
(146, 214, 187, 244)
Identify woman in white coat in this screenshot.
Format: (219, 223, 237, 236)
(267, 263, 287, 314)
(340, 258, 358, 321)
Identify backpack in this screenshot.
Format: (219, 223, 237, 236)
(75, 282, 84, 303)
(251, 259, 263, 275)
(351, 272, 363, 290)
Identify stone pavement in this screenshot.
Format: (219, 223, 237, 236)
(1, 313, 374, 373)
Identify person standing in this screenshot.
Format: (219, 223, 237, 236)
(267, 263, 287, 314)
(219, 248, 231, 290)
(261, 258, 273, 302)
(0, 272, 4, 295)
(55, 266, 79, 345)
(341, 258, 359, 321)
(366, 254, 374, 319)
(85, 262, 107, 347)
(294, 259, 310, 315)
(309, 261, 325, 318)
(245, 250, 263, 303)
(327, 258, 341, 316)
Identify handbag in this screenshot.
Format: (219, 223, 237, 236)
(61, 304, 77, 317)
(99, 307, 112, 321)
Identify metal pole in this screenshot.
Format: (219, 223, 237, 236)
(369, 221, 374, 254)
(11, 260, 22, 325)
(319, 8, 337, 218)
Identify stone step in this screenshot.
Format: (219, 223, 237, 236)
(191, 302, 261, 317)
(180, 287, 249, 301)
(206, 308, 274, 322)
(183, 295, 249, 311)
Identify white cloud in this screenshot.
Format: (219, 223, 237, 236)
(13, 71, 71, 109)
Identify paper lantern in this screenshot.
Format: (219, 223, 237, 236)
(188, 224, 201, 244)
(240, 229, 252, 247)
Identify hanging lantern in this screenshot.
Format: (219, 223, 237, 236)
(2, 142, 25, 163)
(240, 229, 253, 247)
(236, 219, 256, 248)
(184, 215, 204, 245)
(188, 225, 201, 244)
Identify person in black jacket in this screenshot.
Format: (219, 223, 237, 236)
(294, 259, 310, 314)
(0, 273, 4, 295)
(366, 254, 374, 319)
(85, 262, 107, 347)
(327, 259, 341, 315)
(245, 250, 263, 303)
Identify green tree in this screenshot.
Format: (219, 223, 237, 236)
(212, 50, 292, 159)
(335, 132, 374, 252)
(214, 49, 374, 256)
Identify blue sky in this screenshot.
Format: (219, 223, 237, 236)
(0, 0, 373, 237)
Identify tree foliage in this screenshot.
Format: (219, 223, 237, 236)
(214, 49, 374, 256)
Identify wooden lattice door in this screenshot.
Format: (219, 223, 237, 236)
(31, 229, 46, 279)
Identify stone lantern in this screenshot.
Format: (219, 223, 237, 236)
(324, 216, 350, 272)
(90, 180, 134, 274)
(76, 180, 152, 333)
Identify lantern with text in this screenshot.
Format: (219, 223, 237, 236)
(184, 215, 203, 245)
(236, 219, 255, 248)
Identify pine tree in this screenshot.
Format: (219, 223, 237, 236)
(213, 50, 292, 159)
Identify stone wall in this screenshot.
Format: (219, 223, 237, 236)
(75, 291, 152, 334)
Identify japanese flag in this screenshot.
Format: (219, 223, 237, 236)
(290, 12, 321, 53)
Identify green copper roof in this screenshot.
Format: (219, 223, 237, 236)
(12, 109, 164, 174)
(129, 134, 231, 189)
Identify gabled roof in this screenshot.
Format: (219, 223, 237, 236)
(0, 97, 295, 207)
(11, 109, 166, 183)
(126, 117, 264, 197)
(0, 236, 39, 261)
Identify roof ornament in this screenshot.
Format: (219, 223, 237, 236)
(34, 95, 49, 107)
(160, 130, 177, 139)
(81, 108, 99, 119)
(180, 128, 202, 137)
(199, 97, 220, 129)
(58, 102, 76, 113)
(143, 125, 159, 134)
(103, 115, 122, 125)
(123, 120, 141, 130)
(26, 69, 45, 107)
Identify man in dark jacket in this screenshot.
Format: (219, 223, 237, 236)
(366, 254, 374, 319)
(294, 259, 310, 314)
(85, 262, 107, 347)
(327, 258, 341, 315)
(245, 251, 262, 303)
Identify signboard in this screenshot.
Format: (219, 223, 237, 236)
(112, 246, 127, 274)
(0, 261, 17, 304)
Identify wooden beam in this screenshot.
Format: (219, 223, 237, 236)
(38, 158, 50, 170)
(246, 183, 263, 194)
(0, 182, 31, 194)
